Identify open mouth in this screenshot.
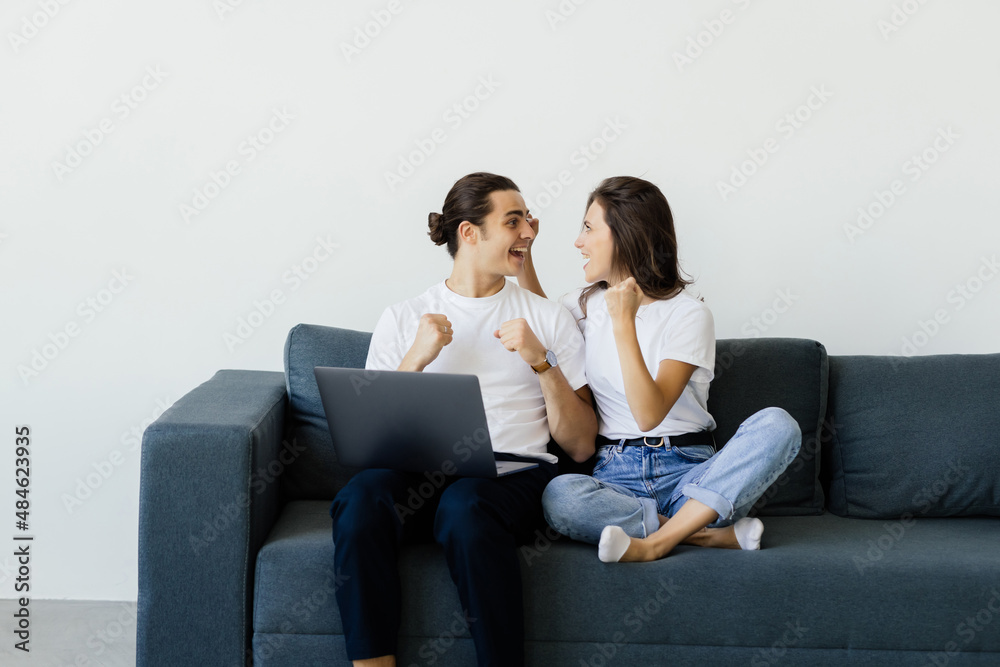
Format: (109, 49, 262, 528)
(510, 246, 527, 260)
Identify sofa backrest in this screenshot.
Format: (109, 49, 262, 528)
(823, 354, 1000, 518)
(710, 338, 828, 516)
(281, 324, 830, 511)
(282, 324, 371, 500)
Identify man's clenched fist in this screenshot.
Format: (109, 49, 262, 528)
(494, 318, 546, 368)
(400, 313, 453, 371)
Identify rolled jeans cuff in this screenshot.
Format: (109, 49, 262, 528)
(639, 496, 660, 537)
(681, 483, 734, 522)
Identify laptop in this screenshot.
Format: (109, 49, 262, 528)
(313, 366, 539, 478)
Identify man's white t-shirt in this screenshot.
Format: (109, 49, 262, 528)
(559, 287, 716, 439)
(366, 279, 588, 463)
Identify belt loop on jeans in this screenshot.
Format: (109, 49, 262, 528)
(595, 435, 626, 453)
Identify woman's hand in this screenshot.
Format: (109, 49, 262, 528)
(516, 214, 548, 298)
(520, 213, 540, 269)
(605, 277, 644, 327)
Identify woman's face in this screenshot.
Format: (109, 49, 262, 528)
(575, 201, 616, 284)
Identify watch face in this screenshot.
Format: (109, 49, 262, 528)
(545, 349, 557, 367)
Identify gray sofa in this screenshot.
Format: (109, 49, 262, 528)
(137, 324, 1000, 666)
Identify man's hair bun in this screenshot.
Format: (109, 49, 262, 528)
(427, 212, 448, 245)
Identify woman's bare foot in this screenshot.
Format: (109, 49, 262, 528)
(683, 525, 740, 549)
(657, 512, 741, 549)
(617, 536, 658, 562)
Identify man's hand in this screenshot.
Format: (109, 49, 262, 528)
(605, 277, 644, 327)
(494, 318, 546, 367)
(399, 313, 453, 371)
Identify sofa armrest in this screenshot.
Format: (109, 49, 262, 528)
(137, 370, 288, 667)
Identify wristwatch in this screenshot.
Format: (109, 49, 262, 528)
(531, 349, 558, 375)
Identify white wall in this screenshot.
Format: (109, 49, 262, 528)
(1, 0, 998, 601)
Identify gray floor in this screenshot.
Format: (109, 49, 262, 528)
(0, 599, 136, 666)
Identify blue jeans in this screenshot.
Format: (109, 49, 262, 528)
(542, 407, 802, 544)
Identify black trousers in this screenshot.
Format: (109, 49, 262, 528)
(329, 454, 557, 667)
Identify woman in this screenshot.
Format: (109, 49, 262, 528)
(535, 176, 802, 563)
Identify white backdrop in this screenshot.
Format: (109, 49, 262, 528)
(2, 0, 998, 603)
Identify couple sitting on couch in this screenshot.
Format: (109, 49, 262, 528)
(330, 172, 803, 666)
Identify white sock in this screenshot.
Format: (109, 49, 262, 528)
(734, 517, 764, 550)
(598, 525, 631, 563)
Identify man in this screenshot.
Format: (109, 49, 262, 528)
(330, 172, 597, 666)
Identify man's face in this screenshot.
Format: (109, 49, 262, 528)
(474, 189, 535, 276)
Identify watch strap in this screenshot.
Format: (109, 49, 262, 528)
(531, 359, 552, 374)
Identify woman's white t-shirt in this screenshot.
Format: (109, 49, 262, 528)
(366, 279, 588, 463)
(560, 287, 717, 439)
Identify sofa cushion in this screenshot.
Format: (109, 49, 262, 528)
(254, 501, 1000, 663)
(709, 338, 828, 516)
(824, 354, 1000, 518)
(281, 324, 370, 500)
